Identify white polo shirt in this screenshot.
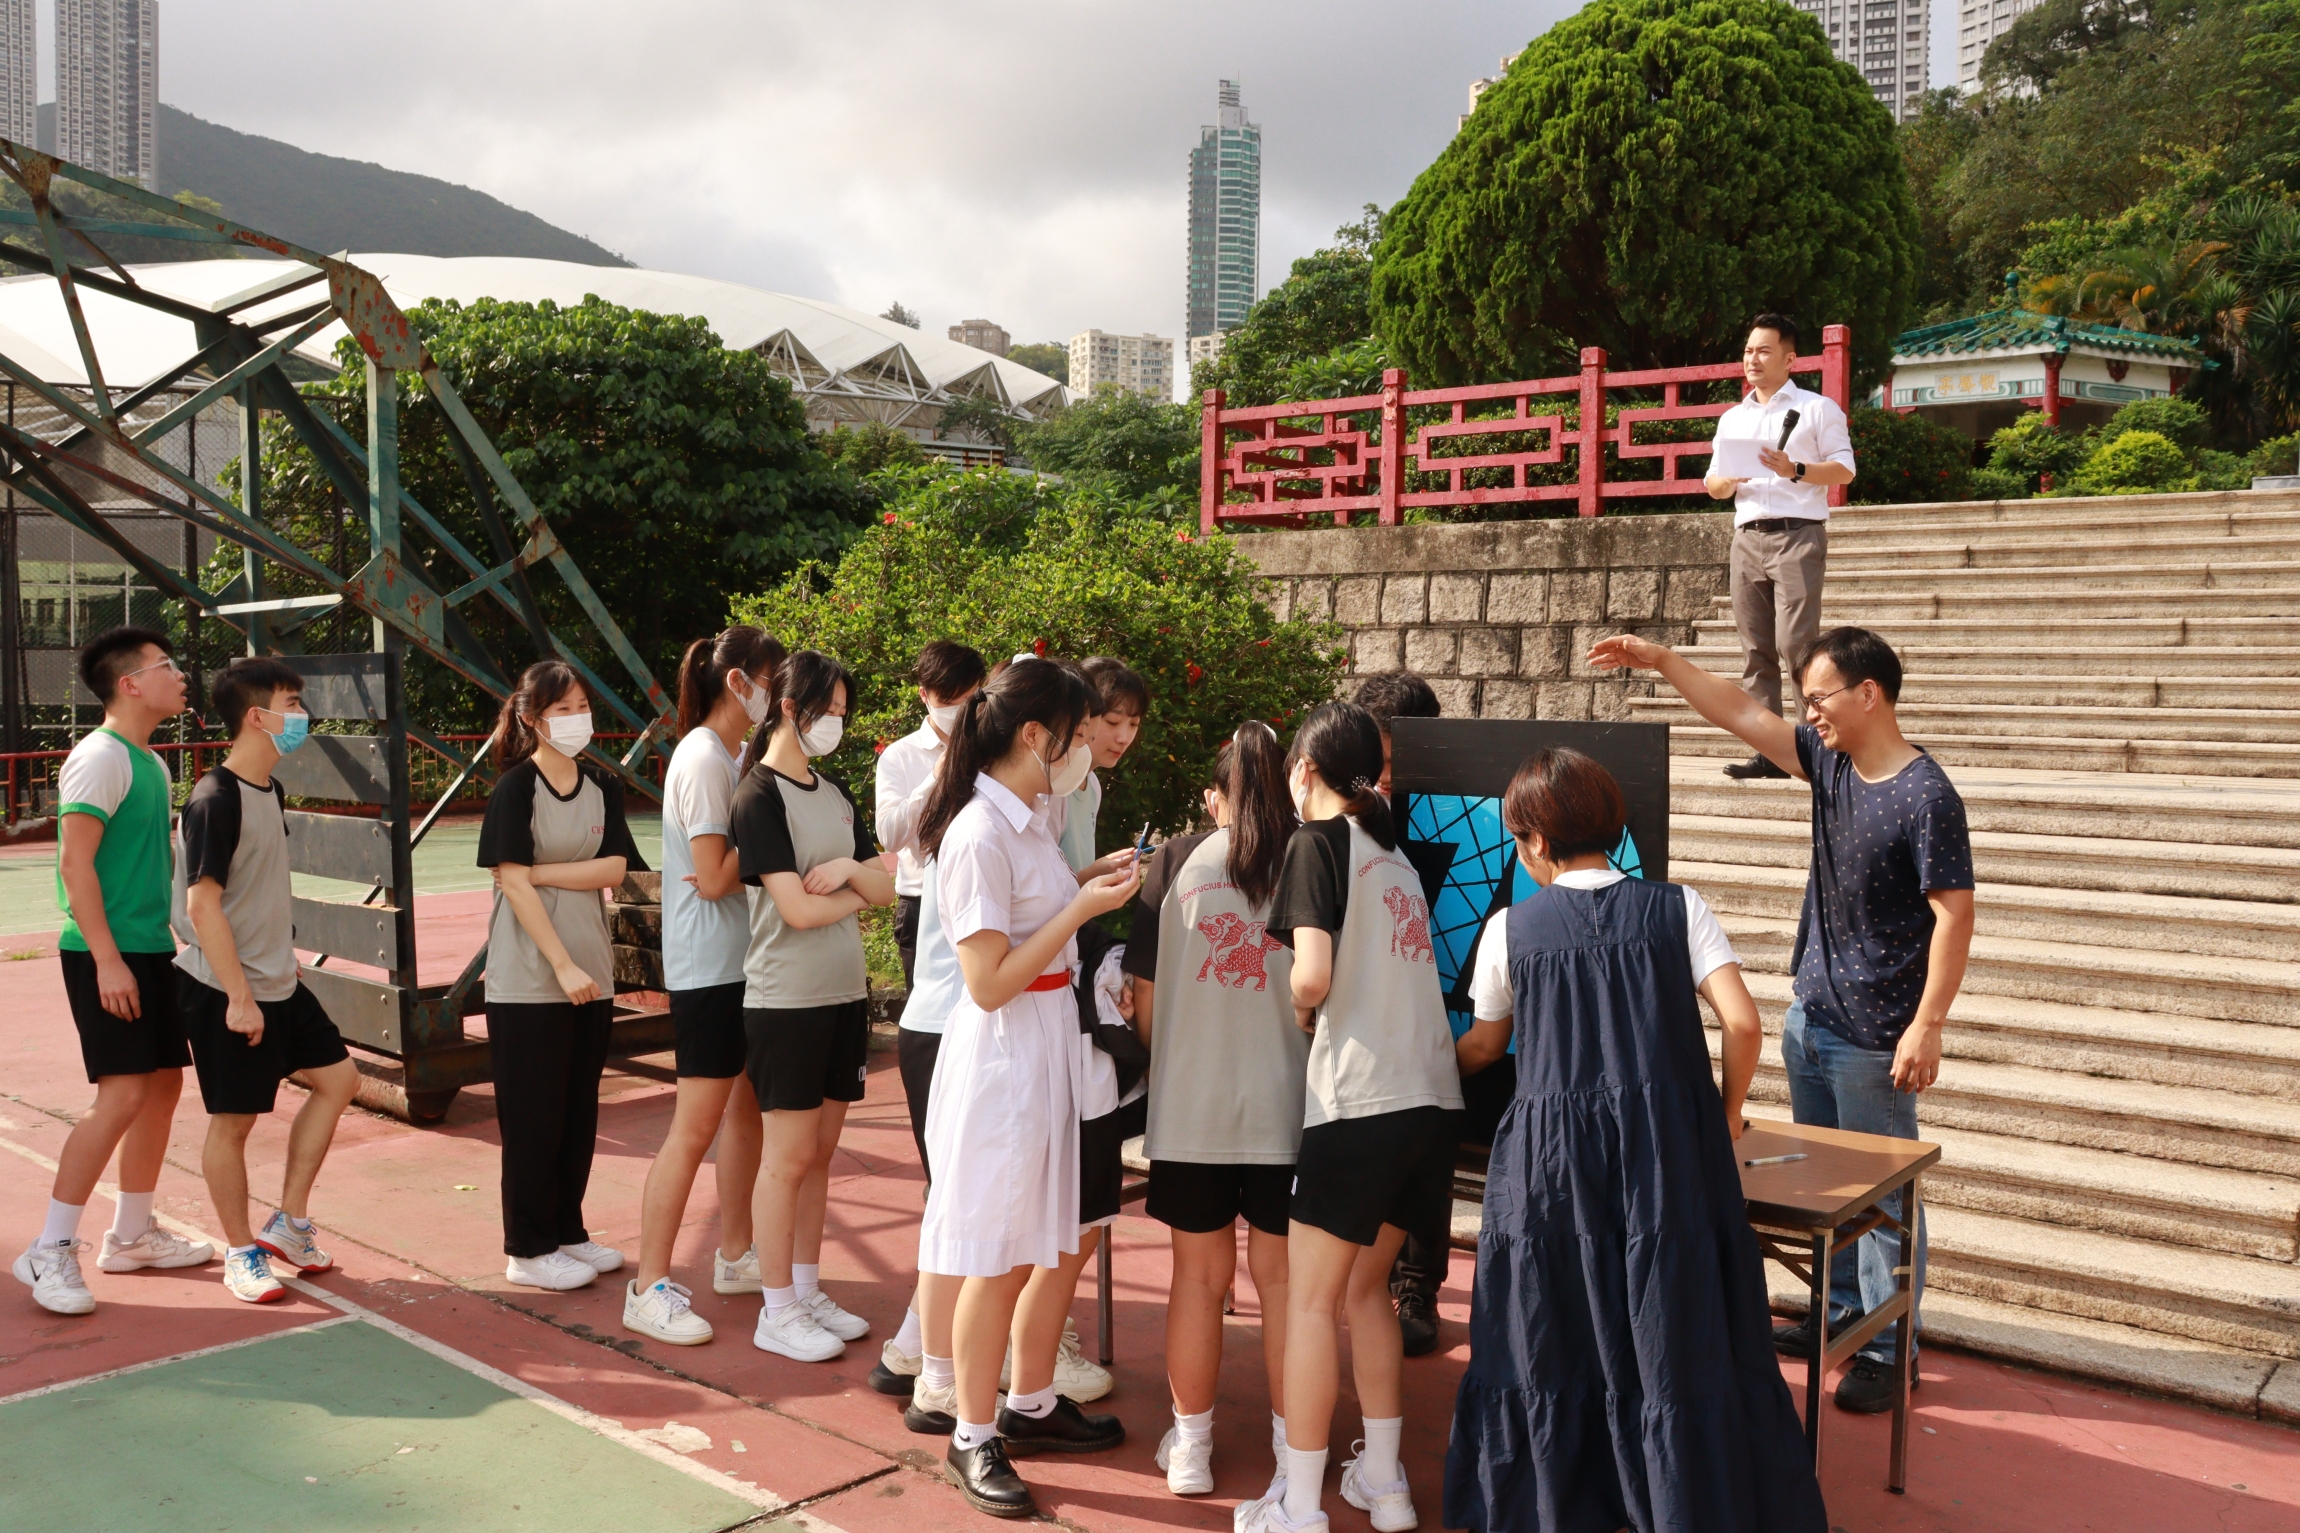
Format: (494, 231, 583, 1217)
(874, 721, 944, 898)
(1710, 377, 1855, 525)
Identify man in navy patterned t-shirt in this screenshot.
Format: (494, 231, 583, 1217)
(1589, 624, 1975, 1416)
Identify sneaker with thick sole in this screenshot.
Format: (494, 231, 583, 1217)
(13, 1238, 95, 1315)
(99, 1220, 213, 1273)
(506, 1250, 599, 1291)
(868, 1338, 921, 1397)
(997, 1395, 1124, 1455)
(1339, 1448, 1419, 1532)
(1156, 1424, 1214, 1495)
(1235, 1493, 1327, 1533)
(753, 1302, 845, 1362)
(223, 1247, 287, 1304)
(798, 1287, 869, 1341)
(905, 1377, 958, 1434)
(254, 1211, 331, 1273)
(713, 1244, 761, 1295)
(559, 1239, 623, 1274)
(1052, 1318, 1113, 1401)
(623, 1277, 714, 1345)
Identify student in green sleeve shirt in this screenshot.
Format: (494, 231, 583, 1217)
(14, 627, 213, 1318)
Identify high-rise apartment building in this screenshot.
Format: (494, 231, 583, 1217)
(1458, 52, 1520, 131)
(947, 318, 1010, 356)
(1186, 79, 1259, 341)
(1791, 0, 1929, 122)
(1958, 0, 2042, 87)
(1070, 330, 1174, 402)
(57, 0, 159, 190)
(1, 1, 32, 146)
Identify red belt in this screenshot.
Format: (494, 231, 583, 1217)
(1024, 970, 1072, 993)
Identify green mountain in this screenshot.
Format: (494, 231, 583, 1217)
(35, 103, 631, 266)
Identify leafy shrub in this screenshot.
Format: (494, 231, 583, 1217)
(1967, 466, 2030, 500)
(1017, 388, 1200, 503)
(1848, 406, 1973, 504)
(1985, 413, 2089, 493)
(2100, 396, 2209, 451)
(2071, 430, 2197, 495)
(2251, 433, 2300, 477)
(2193, 449, 2258, 490)
(820, 421, 930, 476)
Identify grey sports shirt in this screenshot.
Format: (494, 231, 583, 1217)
(172, 766, 298, 1002)
(477, 759, 642, 1005)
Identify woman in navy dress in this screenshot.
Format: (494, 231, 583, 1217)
(1444, 749, 1825, 1533)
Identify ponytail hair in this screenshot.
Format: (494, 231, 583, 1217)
(677, 626, 786, 734)
(1216, 720, 1294, 907)
(495, 660, 585, 770)
(1286, 700, 1395, 850)
(918, 657, 1094, 859)
(741, 648, 855, 772)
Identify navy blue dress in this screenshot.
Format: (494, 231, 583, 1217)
(1443, 877, 1827, 1533)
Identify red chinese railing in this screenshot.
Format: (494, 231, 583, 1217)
(1199, 325, 1850, 531)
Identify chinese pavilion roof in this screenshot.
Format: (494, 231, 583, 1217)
(1892, 311, 2206, 364)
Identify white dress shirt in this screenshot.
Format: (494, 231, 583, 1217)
(1710, 377, 1855, 525)
(874, 721, 944, 897)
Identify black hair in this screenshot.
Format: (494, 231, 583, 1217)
(1502, 748, 1627, 863)
(1079, 655, 1150, 717)
(677, 626, 786, 734)
(495, 659, 586, 768)
(744, 648, 855, 771)
(1795, 626, 1903, 705)
(1749, 312, 1801, 352)
(1352, 669, 1441, 727)
(918, 657, 1095, 859)
(1212, 719, 1294, 908)
(914, 639, 988, 702)
(211, 657, 305, 740)
(1286, 701, 1396, 850)
(78, 625, 173, 703)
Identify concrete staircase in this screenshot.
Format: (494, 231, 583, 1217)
(1638, 487, 2300, 1423)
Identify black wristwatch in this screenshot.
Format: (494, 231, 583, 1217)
(1792, 461, 1806, 481)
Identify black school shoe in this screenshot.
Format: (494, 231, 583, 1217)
(1723, 752, 1791, 780)
(867, 1357, 918, 1398)
(996, 1395, 1125, 1455)
(1835, 1352, 1921, 1414)
(1397, 1288, 1440, 1358)
(947, 1437, 1037, 1518)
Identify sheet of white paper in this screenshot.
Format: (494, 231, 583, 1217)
(1709, 435, 1769, 480)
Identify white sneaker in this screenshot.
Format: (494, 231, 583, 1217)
(559, 1239, 623, 1274)
(99, 1219, 213, 1272)
(1339, 1448, 1418, 1533)
(712, 1245, 761, 1295)
(223, 1247, 287, 1304)
(1235, 1490, 1325, 1533)
(506, 1251, 598, 1291)
(254, 1211, 330, 1274)
(623, 1278, 714, 1345)
(13, 1238, 95, 1315)
(1157, 1424, 1215, 1495)
(1053, 1317, 1113, 1401)
(798, 1287, 869, 1341)
(753, 1301, 845, 1361)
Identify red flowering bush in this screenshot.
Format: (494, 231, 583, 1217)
(1848, 405, 1973, 505)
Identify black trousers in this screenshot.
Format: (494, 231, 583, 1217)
(489, 998, 614, 1258)
(1393, 1052, 1518, 1300)
(894, 894, 922, 988)
(897, 1025, 942, 1181)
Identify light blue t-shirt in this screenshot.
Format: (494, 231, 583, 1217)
(899, 856, 966, 1036)
(660, 727, 750, 992)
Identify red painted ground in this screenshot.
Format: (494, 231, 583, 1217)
(4, 891, 2296, 1532)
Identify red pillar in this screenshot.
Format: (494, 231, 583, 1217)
(2042, 353, 2064, 427)
(1377, 367, 1407, 526)
(1821, 324, 1853, 509)
(1199, 387, 1225, 535)
(1577, 347, 1606, 517)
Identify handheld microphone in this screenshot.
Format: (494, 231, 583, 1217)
(1776, 409, 1801, 451)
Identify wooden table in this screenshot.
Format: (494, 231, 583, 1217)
(1740, 1118, 1940, 1493)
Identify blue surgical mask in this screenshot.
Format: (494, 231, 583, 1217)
(266, 708, 310, 754)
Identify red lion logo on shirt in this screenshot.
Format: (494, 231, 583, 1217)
(1383, 885, 1434, 964)
(1195, 912, 1282, 991)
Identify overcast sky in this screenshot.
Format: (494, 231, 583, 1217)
(39, 3, 1957, 379)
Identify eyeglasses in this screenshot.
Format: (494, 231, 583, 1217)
(121, 657, 182, 683)
(1801, 683, 1857, 713)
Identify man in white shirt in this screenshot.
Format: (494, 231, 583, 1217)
(874, 640, 986, 985)
(1705, 314, 1857, 781)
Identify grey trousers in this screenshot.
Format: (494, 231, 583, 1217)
(1730, 519, 1828, 716)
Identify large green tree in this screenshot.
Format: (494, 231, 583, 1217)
(1015, 387, 1199, 506)
(1195, 209, 1387, 406)
(1371, 0, 1918, 386)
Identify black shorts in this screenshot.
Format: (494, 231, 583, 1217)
(1291, 1106, 1464, 1247)
(894, 894, 922, 986)
(670, 982, 747, 1079)
(745, 1000, 870, 1112)
(183, 979, 350, 1115)
(897, 1026, 942, 1177)
(1149, 1160, 1295, 1237)
(61, 948, 189, 1082)
(1078, 1093, 1147, 1226)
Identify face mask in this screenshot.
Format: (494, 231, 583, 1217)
(926, 700, 964, 734)
(544, 712, 594, 758)
(262, 708, 310, 755)
(1046, 740, 1092, 798)
(797, 713, 845, 757)
(1289, 763, 1311, 819)
(733, 674, 771, 727)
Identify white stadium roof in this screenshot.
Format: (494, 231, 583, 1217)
(0, 255, 1065, 434)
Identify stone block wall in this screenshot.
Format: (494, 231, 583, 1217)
(1244, 512, 1733, 720)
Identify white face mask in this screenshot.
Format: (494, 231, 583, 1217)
(1046, 739, 1093, 798)
(732, 673, 771, 727)
(543, 711, 593, 758)
(926, 699, 964, 734)
(1289, 761, 1312, 819)
(797, 713, 845, 758)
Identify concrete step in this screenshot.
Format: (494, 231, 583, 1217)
(1671, 812, 2300, 904)
(1665, 720, 2300, 778)
(1642, 695, 2300, 744)
(1691, 615, 2300, 649)
(1681, 670, 2300, 711)
(1684, 644, 2300, 679)
(1829, 533, 2300, 571)
(1824, 488, 2300, 537)
(1823, 559, 2300, 595)
(1704, 586, 2300, 622)
(1682, 858, 2300, 962)
(1721, 912, 2300, 1027)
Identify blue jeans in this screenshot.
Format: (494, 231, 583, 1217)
(1781, 999, 1927, 1363)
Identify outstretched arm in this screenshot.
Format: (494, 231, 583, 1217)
(1587, 634, 1803, 779)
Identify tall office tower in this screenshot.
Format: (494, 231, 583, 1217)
(1791, 0, 1929, 122)
(1186, 79, 1259, 341)
(1958, 0, 2042, 87)
(1069, 330, 1175, 401)
(57, 0, 159, 190)
(1, 1, 32, 146)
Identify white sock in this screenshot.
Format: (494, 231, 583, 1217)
(894, 1305, 923, 1357)
(922, 1353, 955, 1391)
(952, 1418, 998, 1451)
(792, 1262, 821, 1301)
(109, 1190, 154, 1242)
(40, 1199, 85, 1248)
(228, 1243, 261, 1258)
(288, 1214, 313, 1232)
(763, 1284, 797, 1317)
(1174, 1405, 1214, 1443)
(1006, 1383, 1057, 1419)
(1283, 1446, 1328, 1522)
(1357, 1416, 1403, 1488)
(1272, 1410, 1289, 1455)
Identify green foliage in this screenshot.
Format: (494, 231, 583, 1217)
(1275, 337, 1392, 405)
(2193, 448, 2259, 489)
(2251, 432, 2300, 474)
(1196, 209, 1384, 406)
(730, 467, 1345, 841)
(821, 420, 931, 477)
(1899, 91, 1990, 322)
(1006, 342, 1070, 385)
(1968, 466, 2032, 500)
(2071, 429, 2198, 494)
(1848, 406, 1974, 504)
(2101, 396, 2211, 451)
(1016, 388, 1199, 504)
(1985, 413, 2090, 491)
(933, 394, 1020, 454)
(1372, 0, 1918, 387)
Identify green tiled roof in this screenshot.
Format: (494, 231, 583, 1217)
(1893, 311, 2205, 363)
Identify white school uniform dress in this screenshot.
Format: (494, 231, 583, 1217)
(918, 772, 1088, 1277)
